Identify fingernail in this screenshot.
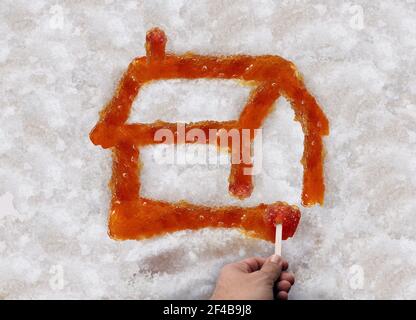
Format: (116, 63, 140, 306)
(271, 254, 280, 263)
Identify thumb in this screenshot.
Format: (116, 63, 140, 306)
(259, 254, 283, 283)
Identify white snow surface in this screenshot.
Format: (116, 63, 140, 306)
(129, 79, 253, 123)
(0, 0, 416, 299)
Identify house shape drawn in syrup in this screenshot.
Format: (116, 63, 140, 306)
(90, 28, 329, 243)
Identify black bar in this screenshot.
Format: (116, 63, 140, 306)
(0, 300, 412, 319)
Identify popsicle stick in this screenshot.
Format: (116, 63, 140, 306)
(274, 223, 282, 256)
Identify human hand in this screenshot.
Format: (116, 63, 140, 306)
(210, 255, 295, 300)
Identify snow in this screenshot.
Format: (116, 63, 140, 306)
(0, 0, 415, 299)
(129, 79, 252, 123)
(140, 98, 303, 207)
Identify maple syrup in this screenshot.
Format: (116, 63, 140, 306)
(90, 28, 329, 242)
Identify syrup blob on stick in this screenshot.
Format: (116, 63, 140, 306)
(266, 204, 301, 241)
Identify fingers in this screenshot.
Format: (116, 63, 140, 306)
(279, 271, 295, 285)
(277, 291, 289, 300)
(235, 255, 288, 274)
(258, 254, 283, 282)
(275, 271, 295, 300)
(275, 280, 292, 301)
(236, 257, 266, 273)
(277, 280, 292, 292)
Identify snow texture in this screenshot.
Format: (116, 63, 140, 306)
(0, 0, 415, 299)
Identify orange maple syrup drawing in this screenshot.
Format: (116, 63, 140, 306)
(90, 28, 329, 242)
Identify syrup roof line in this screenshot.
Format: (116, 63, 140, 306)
(91, 28, 328, 146)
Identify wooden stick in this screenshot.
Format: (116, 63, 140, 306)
(275, 224, 282, 256)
